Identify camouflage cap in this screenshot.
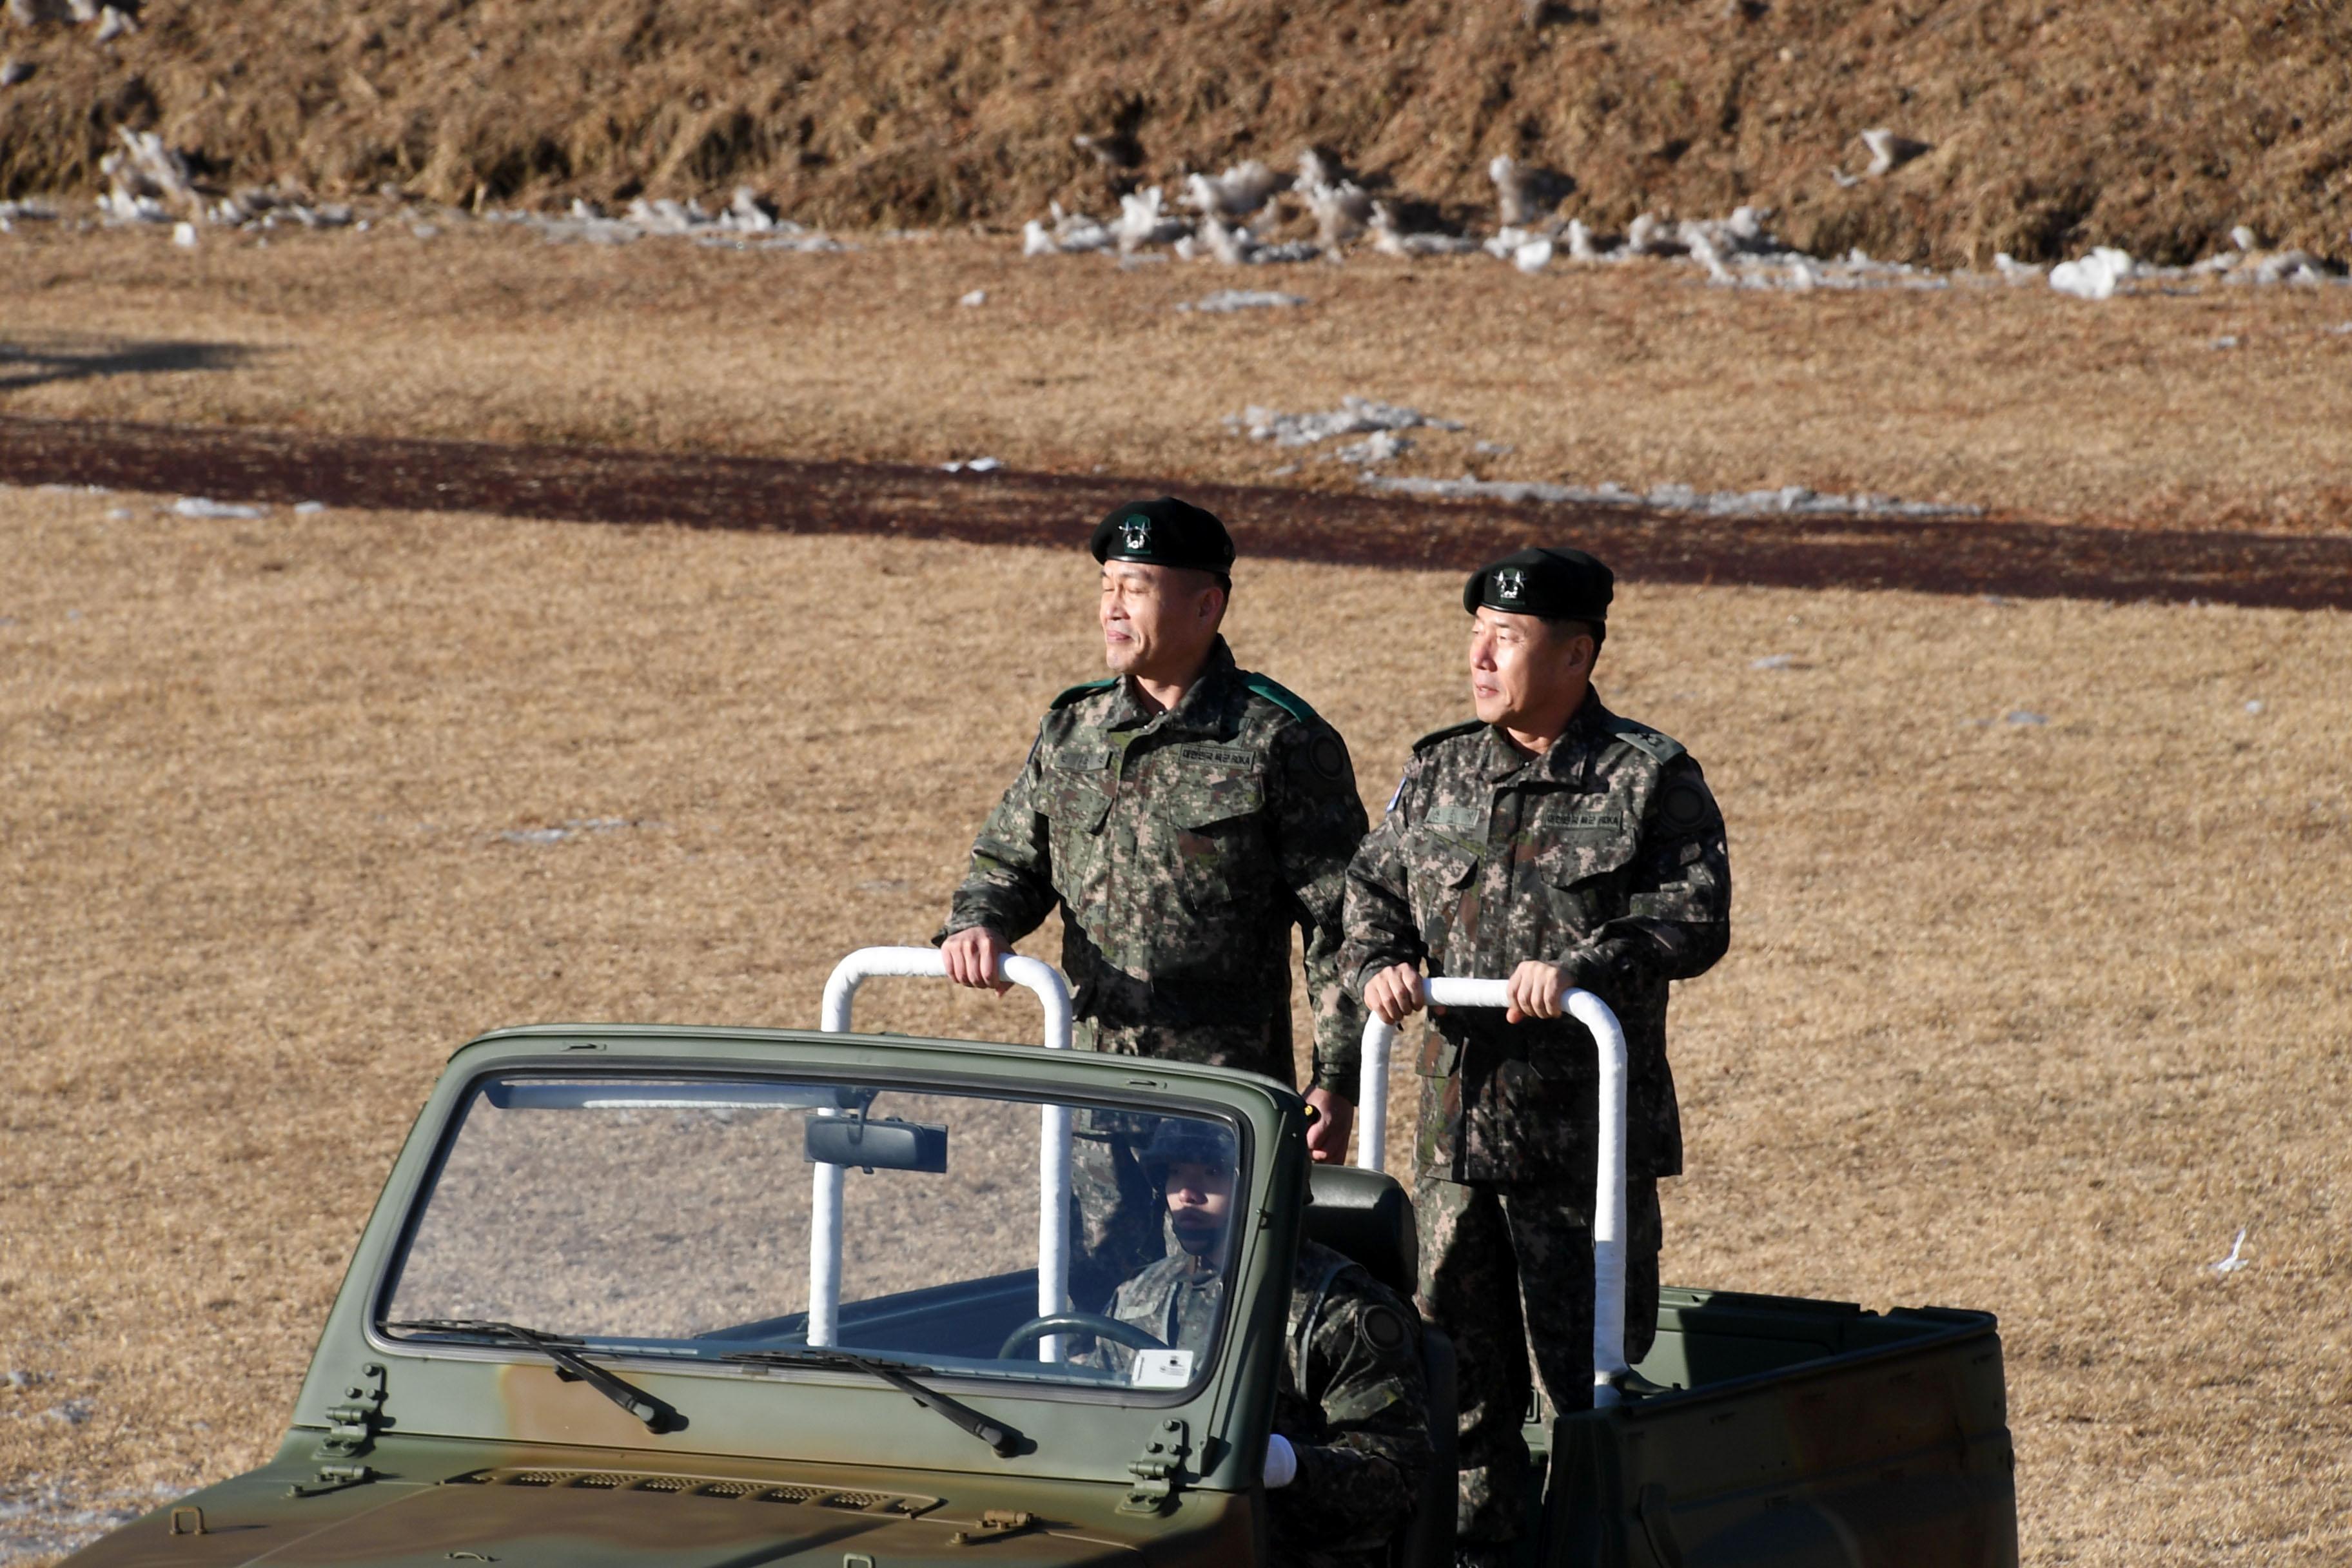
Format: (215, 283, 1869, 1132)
(1090, 497, 1236, 574)
(1139, 1118, 1239, 1184)
(1464, 545, 1613, 625)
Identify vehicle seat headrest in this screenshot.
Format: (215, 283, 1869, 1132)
(1304, 1164, 1418, 1299)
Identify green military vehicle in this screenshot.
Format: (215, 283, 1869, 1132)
(63, 947, 2016, 1567)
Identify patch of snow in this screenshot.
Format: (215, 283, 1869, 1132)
(171, 497, 264, 519)
(1115, 186, 1189, 253)
(495, 816, 651, 847)
(2209, 1227, 2250, 1275)
(1859, 128, 1930, 178)
(1182, 161, 1284, 220)
(1333, 430, 1413, 466)
(1295, 148, 1371, 248)
(1230, 397, 1465, 448)
(1355, 472, 1983, 519)
(1176, 289, 1306, 313)
(2050, 247, 2136, 300)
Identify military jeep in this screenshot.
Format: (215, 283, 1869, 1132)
(64, 948, 2016, 1567)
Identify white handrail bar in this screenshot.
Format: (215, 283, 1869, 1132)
(815, 945, 1075, 1360)
(1355, 975, 1631, 1407)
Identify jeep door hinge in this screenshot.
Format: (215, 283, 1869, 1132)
(290, 1362, 386, 1497)
(1119, 1418, 1190, 1514)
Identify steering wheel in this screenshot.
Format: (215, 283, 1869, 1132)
(996, 1313, 1170, 1361)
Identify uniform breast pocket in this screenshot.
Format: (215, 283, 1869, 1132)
(1153, 773, 1266, 906)
(1044, 749, 1114, 838)
(1538, 835, 1638, 931)
(1402, 827, 1482, 945)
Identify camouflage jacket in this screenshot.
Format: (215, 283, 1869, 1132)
(939, 638, 1371, 1093)
(1099, 1240, 1430, 1568)
(1339, 690, 1731, 1184)
(1094, 1250, 1225, 1382)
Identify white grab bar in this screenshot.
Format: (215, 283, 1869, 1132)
(1356, 975, 1631, 1407)
(815, 945, 1075, 1359)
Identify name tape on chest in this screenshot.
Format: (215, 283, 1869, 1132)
(1424, 803, 1486, 833)
(1177, 744, 1260, 770)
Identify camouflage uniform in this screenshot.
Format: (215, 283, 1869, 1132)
(1099, 1239, 1433, 1568)
(1338, 689, 1730, 1545)
(940, 637, 1370, 1304)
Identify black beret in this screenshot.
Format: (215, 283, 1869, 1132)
(1463, 546, 1613, 626)
(1090, 496, 1235, 575)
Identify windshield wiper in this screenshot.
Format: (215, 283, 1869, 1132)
(719, 1348, 1024, 1456)
(386, 1318, 684, 1433)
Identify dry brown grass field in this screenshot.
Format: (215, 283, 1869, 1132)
(3, 480, 2349, 1562)
(5, 224, 2351, 534)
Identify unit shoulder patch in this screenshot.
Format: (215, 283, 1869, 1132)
(1655, 776, 1714, 834)
(1356, 1302, 1413, 1361)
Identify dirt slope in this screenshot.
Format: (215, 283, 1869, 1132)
(3, 0, 2349, 267)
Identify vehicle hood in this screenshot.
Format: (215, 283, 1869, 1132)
(63, 1447, 1166, 1568)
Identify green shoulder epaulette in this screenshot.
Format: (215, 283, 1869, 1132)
(1048, 678, 1119, 710)
(1240, 672, 1321, 726)
(1410, 718, 1486, 753)
(1599, 714, 1687, 766)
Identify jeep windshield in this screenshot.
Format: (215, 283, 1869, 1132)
(380, 1072, 1246, 1392)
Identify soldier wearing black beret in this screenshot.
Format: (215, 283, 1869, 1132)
(937, 496, 1373, 1306)
(1340, 545, 1732, 1568)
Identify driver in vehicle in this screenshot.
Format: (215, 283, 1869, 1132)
(1094, 1122, 1434, 1568)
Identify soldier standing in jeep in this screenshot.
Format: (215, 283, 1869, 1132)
(1341, 546, 1732, 1568)
(937, 497, 1371, 1306)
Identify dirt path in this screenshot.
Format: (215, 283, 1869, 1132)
(6, 414, 2349, 611)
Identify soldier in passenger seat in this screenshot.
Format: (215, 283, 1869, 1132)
(1095, 1121, 1433, 1568)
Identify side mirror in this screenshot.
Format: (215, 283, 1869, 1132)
(804, 1115, 949, 1174)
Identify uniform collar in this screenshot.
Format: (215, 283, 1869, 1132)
(1479, 687, 1610, 783)
(1104, 636, 1238, 733)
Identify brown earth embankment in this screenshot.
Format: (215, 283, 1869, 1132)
(2, 0, 2349, 268)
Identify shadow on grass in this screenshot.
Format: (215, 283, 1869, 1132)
(0, 338, 259, 391)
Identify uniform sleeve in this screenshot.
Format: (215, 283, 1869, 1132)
(1270, 722, 1373, 1097)
(1337, 758, 1427, 1001)
(934, 721, 1060, 946)
(1277, 1278, 1433, 1551)
(1569, 754, 1731, 985)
